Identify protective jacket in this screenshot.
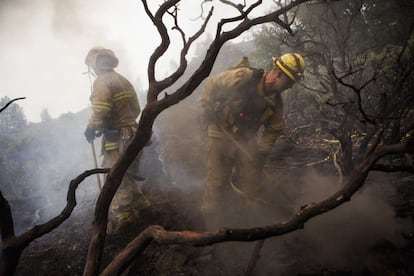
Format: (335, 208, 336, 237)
(88, 70, 140, 152)
(87, 68, 148, 230)
(201, 62, 283, 155)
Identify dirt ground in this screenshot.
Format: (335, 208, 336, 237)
(13, 141, 414, 276)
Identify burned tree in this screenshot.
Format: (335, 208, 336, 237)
(252, 0, 414, 176)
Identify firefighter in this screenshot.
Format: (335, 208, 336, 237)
(83, 46, 150, 233)
(201, 53, 305, 227)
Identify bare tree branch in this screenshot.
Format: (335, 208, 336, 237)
(143, 0, 179, 90)
(101, 134, 414, 275)
(397, 21, 414, 68)
(154, 7, 214, 99)
(219, 0, 246, 14)
(0, 97, 26, 113)
(332, 66, 377, 124)
(0, 168, 109, 276)
(82, 1, 327, 275)
(371, 163, 414, 173)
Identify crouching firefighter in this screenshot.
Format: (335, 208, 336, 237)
(201, 53, 305, 229)
(83, 46, 150, 234)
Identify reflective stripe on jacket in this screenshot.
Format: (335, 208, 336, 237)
(89, 70, 140, 130)
(88, 70, 140, 152)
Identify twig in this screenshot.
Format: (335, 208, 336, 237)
(0, 97, 26, 113)
(245, 240, 264, 276)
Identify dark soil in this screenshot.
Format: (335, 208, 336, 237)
(12, 141, 414, 276)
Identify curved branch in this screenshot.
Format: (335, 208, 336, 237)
(144, 0, 179, 95)
(100, 133, 414, 275)
(397, 21, 414, 68)
(0, 168, 108, 276)
(371, 163, 414, 173)
(217, 0, 261, 31)
(155, 7, 214, 95)
(16, 168, 109, 244)
(84, 1, 314, 275)
(155, 0, 310, 112)
(219, 0, 246, 13)
(332, 66, 376, 124)
(98, 153, 378, 275)
(168, 5, 186, 45)
(0, 97, 26, 113)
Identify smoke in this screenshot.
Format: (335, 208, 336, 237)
(0, 0, 271, 123)
(152, 91, 412, 273)
(236, 169, 412, 274)
(0, 0, 154, 123)
(282, 170, 410, 269)
(0, 0, 210, 238)
(149, 45, 412, 273)
(192, 160, 412, 274)
(2, 110, 99, 235)
(1, 1, 411, 274)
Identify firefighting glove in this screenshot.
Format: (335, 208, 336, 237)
(84, 126, 96, 143)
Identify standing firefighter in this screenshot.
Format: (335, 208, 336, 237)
(83, 46, 149, 233)
(201, 53, 305, 226)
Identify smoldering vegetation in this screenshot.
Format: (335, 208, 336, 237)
(1, 50, 413, 275)
(1, 1, 414, 274)
(0, 110, 96, 234)
(151, 73, 414, 274)
(1, 79, 413, 275)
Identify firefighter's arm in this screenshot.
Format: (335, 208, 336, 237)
(201, 76, 219, 125)
(88, 77, 112, 130)
(258, 108, 283, 157)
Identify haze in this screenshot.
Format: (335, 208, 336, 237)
(0, 0, 264, 122)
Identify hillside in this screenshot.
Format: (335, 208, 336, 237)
(1, 104, 413, 275)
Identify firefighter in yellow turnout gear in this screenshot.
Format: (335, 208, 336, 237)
(201, 54, 305, 226)
(84, 47, 150, 233)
